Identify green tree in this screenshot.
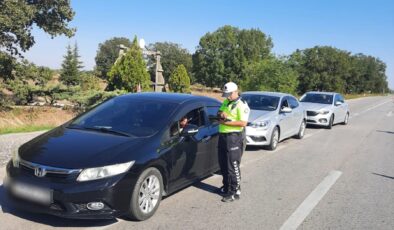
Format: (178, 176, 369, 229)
(241, 57, 298, 95)
(193, 25, 273, 88)
(289, 46, 351, 94)
(95, 37, 132, 79)
(169, 64, 191, 93)
(108, 37, 151, 92)
(2, 59, 55, 105)
(349, 54, 388, 93)
(147, 42, 193, 83)
(0, 52, 17, 81)
(0, 0, 75, 56)
(60, 43, 83, 86)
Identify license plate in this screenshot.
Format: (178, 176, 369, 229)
(10, 181, 52, 205)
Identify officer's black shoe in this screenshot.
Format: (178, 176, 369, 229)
(234, 194, 240, 200)
(221, 194, 236, 202)
(217, 186, 228, 195)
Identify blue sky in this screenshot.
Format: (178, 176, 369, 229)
(24, 0, 394, 89)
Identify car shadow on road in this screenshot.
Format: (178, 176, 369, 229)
(376, 130, 394, 135)
(245, 146, 262, 151)
(0, 184, 118, 228)
(306, 124, 327, 129)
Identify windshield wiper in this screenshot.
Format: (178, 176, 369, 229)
(67, 125, 133, 137)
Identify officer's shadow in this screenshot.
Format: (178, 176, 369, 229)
(193, 180, 222, 195)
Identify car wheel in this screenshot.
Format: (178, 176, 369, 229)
(326, 115, 334, 129)
(126, 167, 163, 221)
(295, 120, 306, 139)
(267, 127, 279, 151)
(342, 112, 349, 125)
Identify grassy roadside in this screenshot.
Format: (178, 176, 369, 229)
(0, 106, 74, 135)
(344, 93, 389, 100)
(0, 93, 390, 135)
(0, 124, 55, 135)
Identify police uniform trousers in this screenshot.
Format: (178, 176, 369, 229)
(218, 132, 243, 195)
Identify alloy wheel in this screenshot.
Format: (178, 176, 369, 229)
(138, 175, 160, 214)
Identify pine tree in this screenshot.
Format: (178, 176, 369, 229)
(169, 64, 191, 93)
(60, 43, 83, 86)
(108, 37, 151, 92)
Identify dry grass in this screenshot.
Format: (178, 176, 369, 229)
(0, 106, 76, 134)
(344, 93, 388, 100)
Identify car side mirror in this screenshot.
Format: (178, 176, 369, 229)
(281, 107, 292, 113)
(335, 101, 343, 106)
(181, 124, 199, 136)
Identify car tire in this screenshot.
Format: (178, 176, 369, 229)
(126, 167, 163, 221)
(295, 120, 306, 139)
(326, 115, 334, 129)
(267, 127, 279, 151)
(342, 112, 349, 125)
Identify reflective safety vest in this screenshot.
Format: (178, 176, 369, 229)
(219, 97, 250, 133)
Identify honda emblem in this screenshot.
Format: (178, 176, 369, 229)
(34, 167, 47, 177)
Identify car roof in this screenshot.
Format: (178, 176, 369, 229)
(118, 92, 221, 105)
(305, 91, 338, 95)
(242, 91, 291, 98)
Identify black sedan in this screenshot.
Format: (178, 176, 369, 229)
(5, 93, 222, 220)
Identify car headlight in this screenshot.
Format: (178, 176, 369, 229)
(250, 120, 270, 129)
(12, 148, 20, 168)
(318, 110, 330, 115)
(77, 161, 135, 182)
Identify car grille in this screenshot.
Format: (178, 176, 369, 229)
(250, 136, 266, 142)
(307, 111, 318, 116)
(307, 119, 317, 123)
(19, 160, 81, 179)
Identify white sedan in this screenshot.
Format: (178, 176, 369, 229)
(300, 91, 350, 129)
(242, 92, 307, 150)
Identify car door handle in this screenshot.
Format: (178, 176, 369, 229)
(202, 136, 211, 142)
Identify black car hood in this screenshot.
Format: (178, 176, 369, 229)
(19, 126, 151, 169)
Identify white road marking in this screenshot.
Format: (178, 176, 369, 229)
(387, 111, 393, 117)
(358, 100, 391, 115)
(279, 170, 342, 230)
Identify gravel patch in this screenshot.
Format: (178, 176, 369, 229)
(0, 131, 47, 167)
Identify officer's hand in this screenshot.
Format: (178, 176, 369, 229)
(220, 112, 228, 119)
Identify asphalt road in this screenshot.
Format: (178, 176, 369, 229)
(0, 96, 393, 230)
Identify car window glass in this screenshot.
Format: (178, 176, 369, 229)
(71, 97, 177, 137)
(207, 106, 220, 124)
(288, 97, 299, 109)
(339, 94, 345, 103)
(280, 98, 289, 109)
(169, 107, 206, 137)
(187, 107, 206, 127)
(334, 94, 340, 102)
(300, 93, 333, 104)
(242, 94, 280, 111)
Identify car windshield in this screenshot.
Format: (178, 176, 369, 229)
(69, 97, 178, 137)
(242, 94, 280, 111)
(300, 93, 333, 104)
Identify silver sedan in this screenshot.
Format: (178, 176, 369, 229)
(300, 91, 350, 129)
(242, 92, 306, 150)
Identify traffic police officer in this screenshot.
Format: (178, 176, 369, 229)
(217, 82, 250, 202)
